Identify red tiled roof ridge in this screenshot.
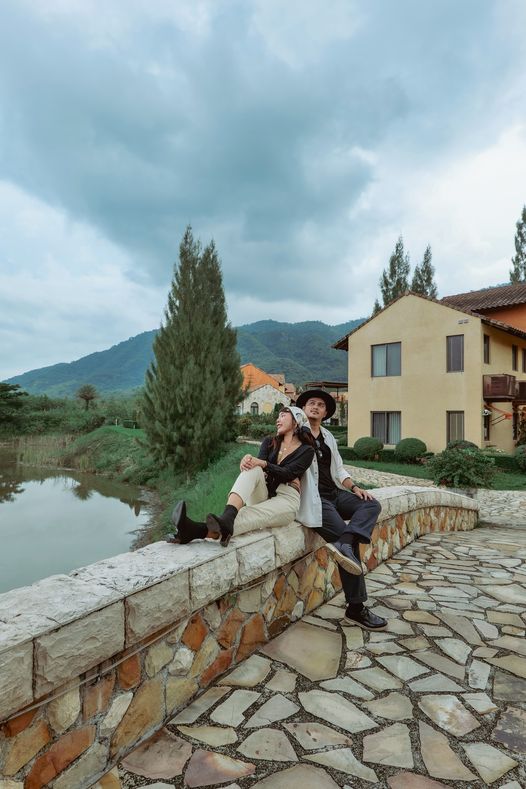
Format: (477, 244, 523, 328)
(332, 289, 526, 350)
(442, 281, 526, 310)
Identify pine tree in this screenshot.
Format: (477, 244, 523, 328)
(378, 236, 410, 308)
(411, 245, 438, 298)
(142, 226, 242, 477)
(509, 205, 526, 283)
(372, 299, 382, 316)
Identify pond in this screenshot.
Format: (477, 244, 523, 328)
(0, 448, 154, 594)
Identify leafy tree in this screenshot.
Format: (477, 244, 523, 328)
(0, 383, 27, 423)
(411, 245, 438, 298)
(372, 298, 382, 316)
(142, 226, 242, 477)
(76, 384, 98, 410)
(378, 236, 410, 308)
(509, 205, 526, 283)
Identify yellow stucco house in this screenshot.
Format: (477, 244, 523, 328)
(334, 292, 526, 453)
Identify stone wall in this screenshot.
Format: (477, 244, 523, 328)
(0, 486, 478, 788)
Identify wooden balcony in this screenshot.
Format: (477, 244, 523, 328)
(483, 374, 517, 401)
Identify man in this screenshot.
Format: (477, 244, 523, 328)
(296, 389, 387, 630)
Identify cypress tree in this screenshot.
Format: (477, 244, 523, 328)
(509, 205, 526, 283)
(411, 245, 438, 298)
(142, 226, 242, 477)
(378, 236, 410, 308)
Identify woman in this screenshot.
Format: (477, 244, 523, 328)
(167, 406, 315, 547)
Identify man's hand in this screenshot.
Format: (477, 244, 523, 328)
(352, 485, 374, 501)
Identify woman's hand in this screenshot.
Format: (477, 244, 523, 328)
(240, 454, 266, 471)
(288, 477, 301, 493)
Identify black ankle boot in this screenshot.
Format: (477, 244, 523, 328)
(166, 501, 207, 544)
(206, 504, 237, 547)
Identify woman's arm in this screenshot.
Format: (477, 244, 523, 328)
(264, 445, 315, 483)
(240, 436, 272, 471)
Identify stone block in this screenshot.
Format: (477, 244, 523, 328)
(35, 603, 124, 696)
(166, 677, 199, 715)
(3, 719, 51, 775)
(0, 575, 119, 640)
(83, 674, 116, 720)
(189, 636, 220, 678)
(126, 572, 189, 645)
(117, 654, 141, 690)
(238, 587, 261, 613)
(0, 638, 33, 721)
(25, 726, 95, 789)
(237, 536, 275, 584)
(182, 613, 209, 651)
(273, 524, 306, 565)
(72, 540, 219, 593)
(145, 642, 174, 677)
(190, 552, 239, 610)
(52, 742, 108, 789)
(237, 614, 266, 661)
(48, 686, 81, 733)
(110, 679, 165, 759)
(1, 709, 37, 737)
(169, 646, 194, 676)
(100, 693, 133, 737)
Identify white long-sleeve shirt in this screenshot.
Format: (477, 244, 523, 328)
(296, 426, 351, 528)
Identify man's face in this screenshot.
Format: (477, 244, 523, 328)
(303, 397, 327, 420)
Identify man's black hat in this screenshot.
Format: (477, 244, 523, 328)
(296, 389, 337, 419)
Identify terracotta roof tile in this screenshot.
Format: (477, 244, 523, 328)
(441, 282, 526, 310)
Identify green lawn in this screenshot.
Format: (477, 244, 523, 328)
(347, 459, 526, 491)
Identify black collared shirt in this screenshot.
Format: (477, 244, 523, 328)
(258, 437, 315, 498)
(315, 431, 338, 499)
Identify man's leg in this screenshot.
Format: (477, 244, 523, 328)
(333, 490, 386, 630)
(315, 499, 364, 598)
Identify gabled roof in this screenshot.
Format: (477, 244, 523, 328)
(442, 282, 526, 311)
(332, 290, 526, 351)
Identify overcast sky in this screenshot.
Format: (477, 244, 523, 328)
(1, 0, 526, 379)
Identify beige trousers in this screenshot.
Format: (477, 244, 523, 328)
(230, 467, 300, 536)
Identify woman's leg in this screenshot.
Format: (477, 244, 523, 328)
(207, 467, 269, 545)
(234, 484, 300, 536)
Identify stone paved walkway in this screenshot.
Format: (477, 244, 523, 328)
(102, 525, 526, 789)
(345, 465, 526, 529)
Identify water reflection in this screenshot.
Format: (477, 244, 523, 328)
(0, 449, 153, 593)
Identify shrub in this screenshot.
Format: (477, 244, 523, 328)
(514, 445, 526, 471)
(339, 446, 358, 461)
(428, 448, 496, 488)
(394, 437, 427, 463)
(353, 436, 383, 460)
(446, 439, 478, 451)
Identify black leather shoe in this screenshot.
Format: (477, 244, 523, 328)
(326, 540, 362, 576)
(344, 606, 388, 630)
(166, 501, 207, 544)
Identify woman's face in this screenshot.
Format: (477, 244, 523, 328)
(276, 409, 295, 434)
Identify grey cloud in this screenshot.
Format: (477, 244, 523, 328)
(1, 0, 525, 317)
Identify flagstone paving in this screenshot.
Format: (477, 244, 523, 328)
(112, 526, 526, 788)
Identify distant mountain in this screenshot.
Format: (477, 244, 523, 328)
(6, 318, 363, 397)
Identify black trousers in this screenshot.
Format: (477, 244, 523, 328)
(315, 490, 381, 605)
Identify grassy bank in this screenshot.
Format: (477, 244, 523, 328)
(16, 426, 157, 484)
(347, 459, 526, 491)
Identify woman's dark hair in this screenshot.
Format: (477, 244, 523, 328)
(269, 408, 316, 452)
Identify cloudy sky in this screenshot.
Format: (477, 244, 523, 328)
(1, 0, 526, 379)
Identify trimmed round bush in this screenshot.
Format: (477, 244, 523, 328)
(515, 445, 526, 471)
(428, 447, 496, 488)
(446, 439, 478, 451)
(394, 437, 427, 463)
(353, 436, 383, 460)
